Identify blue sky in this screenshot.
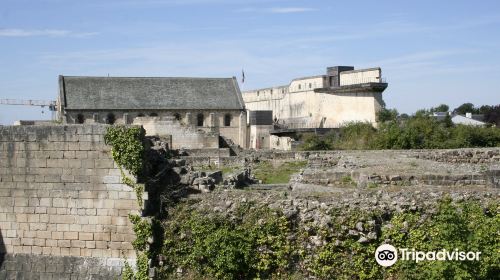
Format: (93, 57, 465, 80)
(0, 0, 499, 124)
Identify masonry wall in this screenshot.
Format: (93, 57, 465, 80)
(243, 90, 382, 128)
(0, 124, 139, 279)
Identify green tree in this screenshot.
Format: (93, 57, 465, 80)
(430, 104, 449, 113)
(377, 108, 399, 122)
(453, 103, 478, 115)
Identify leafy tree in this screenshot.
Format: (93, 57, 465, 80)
(453, 103, 479, 115)
(482, 105, 500, 127)
(377, 107, 399, 122)
(430, 104, 449, 113)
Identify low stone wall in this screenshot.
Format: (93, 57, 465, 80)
(300, 170, 488, 187)
(0, 253, 123, 280)
(183, 148, 231, 157)
(0, 125, 139, 278)
(412, 148, 500, 163)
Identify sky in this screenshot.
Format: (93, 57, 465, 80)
(0, 0, 499, 124)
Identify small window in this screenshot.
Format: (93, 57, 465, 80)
(137, 113, 145, 117)
(76, 114, 85, 124)
(309, 83, 312, 88)
(149, 113, 158, 117)
(106, 113, 116, 124)
(257, 91, 260, 96)
(224, 114, 232, 126)
(197, 113, 204, 126)
(174, 113, 181, 121)
(298, 84, 301, 90)
(270, 89, 273, 94)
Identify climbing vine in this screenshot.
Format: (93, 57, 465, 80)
(104, 126, 151, 279)
(104, 126, 145, 177)
(156, 198, 499, 280)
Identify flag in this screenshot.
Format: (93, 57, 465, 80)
(241, 69, 245, 83)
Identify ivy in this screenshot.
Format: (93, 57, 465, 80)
(122, 253, 149, 280)
(129, 214, 152, 252)
(156, 198, 499, 280)
(158, 204, 295, 279)
(104, 126, 145, 177)
(104, 126, 152, 279)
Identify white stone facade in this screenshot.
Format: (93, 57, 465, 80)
(242, 67, 387, 128)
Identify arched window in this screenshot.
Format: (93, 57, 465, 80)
(76, 114, 85, 124)
(106, 113, 116, 124)
(149, 112, 158, 117)
(197, 113, 204, 127)
(174, 113, 181, 121)
(224, 114, 232, 127)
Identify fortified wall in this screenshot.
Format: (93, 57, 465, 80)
(242, 67, 387, 128)
(0, 125, 138, 279)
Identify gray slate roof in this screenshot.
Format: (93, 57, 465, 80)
(60, 76, 245, 110)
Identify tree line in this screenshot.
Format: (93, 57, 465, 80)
(300, 103, 500, 150)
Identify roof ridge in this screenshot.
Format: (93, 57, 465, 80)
(61, 76, 234, 79)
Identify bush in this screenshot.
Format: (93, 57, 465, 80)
(299, 116, 500, 151)
(158, 199, 499, 279)
(159, 204, 294, 280)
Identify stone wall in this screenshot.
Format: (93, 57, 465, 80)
(0, 124, 139, 278)
(133, 117, 219, 149)
(412, 149, 500, 164)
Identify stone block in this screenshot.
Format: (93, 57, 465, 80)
(50, 215, 75, 224)
(63, 232, 78, 240)
(85, 241, 96, 249)
(56, 224, 69, 232)
(45, 239, 58, 247)
(69, 247, 81, 257)
(46, 159, 68, 168)
(70, 240, 86, 248)
(79, 233, 93, 241)
(114, 200, 137, 210)
(52, 231, 64, 240)
(95, 159, 114, 169)
(35, 231, 51, 239)
(69, 224, 82, 232)
(103, 175, 120, 184)
(57, 240, 71, 248)
(39, 198, 52, 207)
(52, 198, 67, 208)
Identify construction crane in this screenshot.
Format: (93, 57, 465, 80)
(0, 99, 58, 120)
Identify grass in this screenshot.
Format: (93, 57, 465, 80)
(198, 164, 240, 175)
(341, 175, 355, 186)
(253, 160, 307, 184)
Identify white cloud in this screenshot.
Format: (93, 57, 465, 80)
(268, 7, 317, 14)
(237, 7, 317, 14)
(0, 28, 98, 38)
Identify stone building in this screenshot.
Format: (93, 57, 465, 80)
(57, 76, 248, 148)
(242, 66, 388, 129)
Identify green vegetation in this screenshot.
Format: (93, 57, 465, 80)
(104, 126, 145, 176)
(299, 114, 500, 151)
(199, 164, 240, 175)
(341, 175, 355, 185)
(157, 198, 499, 279)
(159, 204, 294, 279)
(253, 160, 307, 184)
(104, 126, 151, 280)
